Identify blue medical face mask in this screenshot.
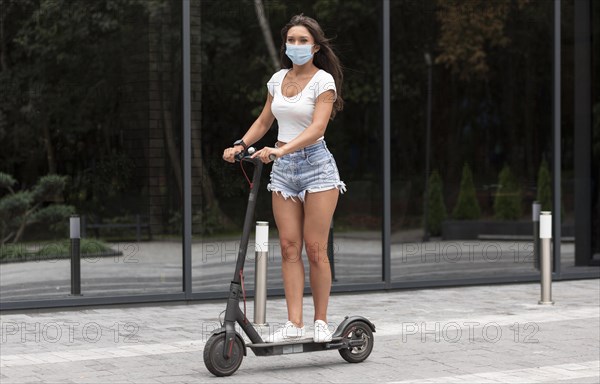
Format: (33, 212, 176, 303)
(285, 43, 314, 65)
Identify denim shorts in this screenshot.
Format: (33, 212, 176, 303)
(267, 140, 347, 202)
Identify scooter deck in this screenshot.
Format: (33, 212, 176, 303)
(248, 336, 343, 348)
(247, 336, 345, 356)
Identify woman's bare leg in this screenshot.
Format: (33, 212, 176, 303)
(303, 189, 339, 323)
(272, 193, 305, 327)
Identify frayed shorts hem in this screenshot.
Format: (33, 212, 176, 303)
(267, 182, 347, 203)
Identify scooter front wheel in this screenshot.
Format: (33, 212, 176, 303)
(338, 321, 374, 363)
(203, 333, 244, 376)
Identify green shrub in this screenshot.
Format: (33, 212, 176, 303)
(452, 163, 481, 220)
(0, 173, 16, 191)
(426, 170, 447, 236)
(0, 239, 116, 263)
(537, 158, 552, 211)
(0, 173, 74, 245)
(493, 165, 522, 220)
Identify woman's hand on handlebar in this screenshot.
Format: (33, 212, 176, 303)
(251, 147, 283, 163)
(222, 145, 244, 163)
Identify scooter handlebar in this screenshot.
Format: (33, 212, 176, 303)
(234, 147, 261, 164)
(234, 147, 277, 163)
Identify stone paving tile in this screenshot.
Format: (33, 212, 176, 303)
(0, 279, 599, 383)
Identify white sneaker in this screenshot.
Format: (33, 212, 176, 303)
(266, 321, 305, 343)
(313, 320, 334, 343)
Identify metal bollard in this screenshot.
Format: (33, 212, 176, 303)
(538, 212, 554, 305)
(532, 201, 541, 270)
(254, 221, 268, 326)
(70, 215, 82, 296)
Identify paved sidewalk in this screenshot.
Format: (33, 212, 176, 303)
(1, 279, 599, 383)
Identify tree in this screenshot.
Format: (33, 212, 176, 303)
(493, 164, 522, 220)
(253, 0, 279, 71)
(0, 172, 74, 244)
(1, 0, 568, 236)
(435, 0, 530, 81)
(426, 170, 447, 236)
(7, 0, 133, 174)
(1, 0, 232, 232)
(452, 163, 481, 220)
(594, 103, 600, 164)
(536, 158, 552, 211)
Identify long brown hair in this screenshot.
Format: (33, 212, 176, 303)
(279, 14, 344, 119)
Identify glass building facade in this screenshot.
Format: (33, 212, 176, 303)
(0, 0, 597, 310)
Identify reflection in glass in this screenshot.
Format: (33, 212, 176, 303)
(192, 0, 383, 293)
(0, 0, 183, 302)
(389, 0, 576, 281)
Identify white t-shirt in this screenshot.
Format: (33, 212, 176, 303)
(266, 68, 337, 143)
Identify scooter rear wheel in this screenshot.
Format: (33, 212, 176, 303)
(203, 333, 244, 376)
(338, 321, 374, 363)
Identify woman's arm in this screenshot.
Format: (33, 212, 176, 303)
(223, 93, 276, 162)
(240, 92, 276, 147)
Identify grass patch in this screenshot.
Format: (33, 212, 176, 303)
(0, 239, 120, 263)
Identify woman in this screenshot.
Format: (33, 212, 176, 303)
(222, 14, 345, 343)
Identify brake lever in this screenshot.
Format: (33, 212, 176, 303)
(235, 147, 259, 163)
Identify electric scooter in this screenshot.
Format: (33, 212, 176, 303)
(203, 147, 375, 377)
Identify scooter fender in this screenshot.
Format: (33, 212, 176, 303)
(332, 315, 376, 338)
(209, 326, 247, 356)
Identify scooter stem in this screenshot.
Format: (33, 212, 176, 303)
(223, 156, 264, 359)
(232, 157, 263, 282)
